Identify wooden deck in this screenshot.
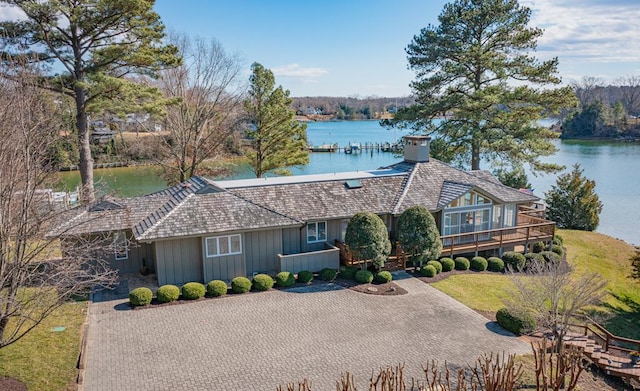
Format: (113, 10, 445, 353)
(334, 240, 407, 270)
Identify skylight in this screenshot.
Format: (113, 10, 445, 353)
(345, 180, 362, 189)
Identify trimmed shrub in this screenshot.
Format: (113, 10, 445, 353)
(297, 270, 314, 284)
(524, 252, 544, 262)
(231, 276, 252, 293)
(454, 257, 470, 271)
(420, 264, 437, 277)
(355, 270, 374, 284)
(440, 257, 455, 272)
(156, 284, 180, 303)
(181, 282, 205, 300)
(339, 265, 358, 280)
(487, 257, 505, 272)
(553, 234, 564, 245)
(426, 260, 442, 274)
(318, 268, 338, 281)
(502, 251, 526, 271)
(129, 287, 153, 307)
(275, 271, 295, 287)
(470, 256, 488, 271)
(532, 241, 546, 253)
(207, 280, 228, 297)
(375, 271, 393, 283)
(551, 244, 564, 256)
(252, 274, 274, 291)
(496, 307, 536, 335)
(540, 251, 561, 264)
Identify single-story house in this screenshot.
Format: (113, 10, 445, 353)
(54, 136, 555, 286)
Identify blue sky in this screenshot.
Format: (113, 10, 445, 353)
(2, 0, 638, 97)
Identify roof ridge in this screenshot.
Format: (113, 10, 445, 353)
(135, 193, 195, 240)
(390, 164, 418, 215)
(226, 189, 303, 224)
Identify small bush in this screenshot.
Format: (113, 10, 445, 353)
(426, 260, 442, 274)
(524, 252, 544, 262)
(420, 264, 437, 277)
(252, 274, 274, 291)
(496, 307, 536, 335)
(553, 234, 564, 245)
(182, 282, 206, 300)
(339, 265, 358, 280)
(129, 287, 153, 307)
(540, 251, 561, 264)
(355, 270, 374, 283)
(454, 257, 470, 270)
(275, 271, 296, 287)
(297, 270, 314, 284)
(156, 285, 180, 303)
(440, 257, 455, 272)
(318, 268, 338, 281)
(207, 280, 228, 297)
(375, 271, 392, 283)
(470, 256, 488, 271)
(231, 276, 252, 293)
(502, 251, 526, 271)
(532, 241, 546, 253)
(487, 257, 505, 272)
(551, 244, 564, 256)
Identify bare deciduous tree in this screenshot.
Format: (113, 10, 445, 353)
(616, 75, 640, 117)
(571, 76, 605, 107)
(0, 60, 116, 349)
(156, 33, 245, 184)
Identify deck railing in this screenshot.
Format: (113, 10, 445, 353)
(568, 318, 640, 355)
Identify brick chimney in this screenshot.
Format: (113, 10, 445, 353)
(403, 136, 431, 163)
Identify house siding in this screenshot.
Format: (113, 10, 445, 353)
(282, 227, 301, 255)
(202, 235, 245, 283)
(244, 229, 283, 276)
(155, 238, 203, 286)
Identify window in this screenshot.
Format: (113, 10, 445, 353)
(445, 191, 492, 209)
(504, 204, 516, 227)
(205, 234, 242, 257)
(114, 232, 128, 260)
(443, 207, 492, 244)
(492, 205, 502, 229)
(307, 221, 327, 243)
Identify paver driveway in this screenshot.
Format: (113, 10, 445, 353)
(83, 274, 529, 390)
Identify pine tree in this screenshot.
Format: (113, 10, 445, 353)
(384, 0, 576, 172)
(243, 62, 309, 178)
(0, 0, 181, 202)
(544, 164, 603, 231)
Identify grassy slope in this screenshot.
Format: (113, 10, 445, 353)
(0, 301, 87, 390)
(431, 229, 640, 340)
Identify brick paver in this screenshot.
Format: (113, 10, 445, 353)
(83, 274, 529, 390)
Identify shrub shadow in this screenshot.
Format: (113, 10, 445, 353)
(598, 291, 640, 341)
(484, 321, 519, 337)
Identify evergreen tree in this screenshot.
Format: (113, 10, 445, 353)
(397, 206, 442, 269)
(345, 212, 391, 271)
(243, 62, 309, 178)
(631, 251, 640, 281)
(384, 0, 576, 173)
(0, 0, 181, 202)
(544, 164, 603, 231)
(495, 166, 532, 189)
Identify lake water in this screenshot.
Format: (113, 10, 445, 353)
(58, 120, 640, 245)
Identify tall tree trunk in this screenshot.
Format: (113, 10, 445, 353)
(75, 88, 95, 203)
(471, 137, 481, 171)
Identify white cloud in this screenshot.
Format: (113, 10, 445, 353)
(0, 4, 26, 21)
(272, 63, 328, 83)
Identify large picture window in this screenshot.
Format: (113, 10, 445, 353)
(307, 221, 327, 243)
(114, 232, 128, 260)
(205, 234, 242, 257)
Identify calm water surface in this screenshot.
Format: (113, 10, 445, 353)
(58, 121, 640, 245)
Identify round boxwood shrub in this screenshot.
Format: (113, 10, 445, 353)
(156, 284, 180, 303)
(487, 257, 505, 272)
(252, 274, 274, 291)
(375, 271, 393, 284)
(207, 280, 228, 297)
(532, 241, 546, 253)
(231, 276, 252, 293)
(524, 252, 544, 263)
(496, 307, 536, 335)
(420, 264, 437, 277)
(439, 257, 455, 272)
(355, 270, 374, 284)
(318, 268, 338, 281)
(426, 260, 442, 274)
(502, 251, 526, 271)
(553, 234, 564, 245)
(454, 257, 470, 271)
(551, 244, 564, 256)
(129, 287, 153, 307)
(470, 256, 488, 271)
(339, 265, 358, 280)
(182, 282, 206, 300)
(540, 250, 561, 264)
(297, 270, 314, 284)
(275, 271, 295, 287)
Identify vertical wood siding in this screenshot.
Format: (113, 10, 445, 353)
(282, 227, 301, 254)
(244, 230, 282, 276)
(155, 238, 203, 286)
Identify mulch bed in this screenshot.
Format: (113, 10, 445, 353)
(332, 277, 408, 296)
(0, 377, 27, 391)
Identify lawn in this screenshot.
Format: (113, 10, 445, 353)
(431, 229, 640, 340)
(0, 300, 87, 390)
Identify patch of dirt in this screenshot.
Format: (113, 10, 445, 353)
(0, 377, 27, 391)
(347, 281, 407, 296)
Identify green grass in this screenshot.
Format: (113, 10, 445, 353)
(0, 300, 87, 390)
(431, 229, 640, 340)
